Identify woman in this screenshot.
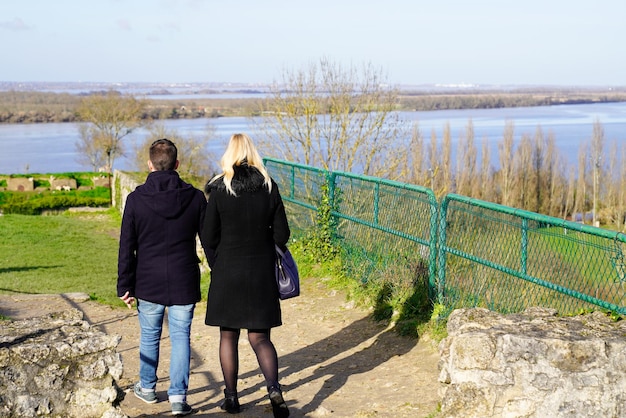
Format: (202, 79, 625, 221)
(200, 133, 290, 417)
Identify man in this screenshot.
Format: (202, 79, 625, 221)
(117, 138, 206, 416)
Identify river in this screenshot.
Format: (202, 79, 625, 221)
(1, 102, 625, 174)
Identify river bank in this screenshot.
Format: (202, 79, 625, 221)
(2, 86, 625, 124)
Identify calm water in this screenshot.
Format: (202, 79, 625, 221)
(1, 102, 625, 174)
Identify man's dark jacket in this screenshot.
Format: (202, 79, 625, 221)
(117, 170, 207, 306)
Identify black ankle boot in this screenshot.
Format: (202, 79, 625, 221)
(220, 390, 240, 414)
(268, 385, 289, 418)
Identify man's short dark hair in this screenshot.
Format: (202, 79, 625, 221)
(149, 138, 178, 171)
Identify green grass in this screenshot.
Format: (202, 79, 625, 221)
(0, 210, 123, 306)
(0, 210, 210, 309)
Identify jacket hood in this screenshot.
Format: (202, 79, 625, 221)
(136, 170, 198, 219)
(205, 164, 267, 195)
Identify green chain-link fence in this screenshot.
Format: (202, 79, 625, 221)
(265, 158, 626, 317)
(439, 194, 626, 315)
(265, 158, 438, 300)
(264, 159, 328, 233)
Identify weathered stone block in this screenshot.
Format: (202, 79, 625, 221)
(92, 176, 110, 188)
(0, 309, 127, 418)
(50, 178, 77, 191)
(7, 177, 34, 192)
(439, 307, 626, 418)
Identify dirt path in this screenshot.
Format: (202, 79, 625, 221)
(0, 277, 441, 417)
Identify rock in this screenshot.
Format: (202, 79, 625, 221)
(438, 307, 626, 418)
(0, 309, 127, 418)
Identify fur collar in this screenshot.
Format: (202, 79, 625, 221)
(205, 164, 267, 195)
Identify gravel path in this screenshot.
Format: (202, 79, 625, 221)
(0, 277, 441, 417)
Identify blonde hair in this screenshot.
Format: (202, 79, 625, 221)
(211, 133, 272, 196)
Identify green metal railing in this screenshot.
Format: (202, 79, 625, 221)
(265, 158, 439, 300)
(439, 194, 626, 315)
(264, 159, 329, 233)
(331, 170, 439, 300)
(265, 158, 626, 316)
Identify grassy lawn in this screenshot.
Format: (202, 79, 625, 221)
(0, 210, 211, 308)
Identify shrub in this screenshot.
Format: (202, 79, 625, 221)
(2, 195, 110, 215)
(0, 187, 110, 215)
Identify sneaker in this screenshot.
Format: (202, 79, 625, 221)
(134, 382, 157, 404)
(171, 401, 193, 416)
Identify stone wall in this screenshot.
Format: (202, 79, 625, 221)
(438, 307, 626, 418)
(0, 309, 126, 418)
(5, 176, 109, 192)
(111, 170, 140, 215)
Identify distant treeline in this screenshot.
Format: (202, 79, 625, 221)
(398, 88, 626, 111)
(2, 87, 626, 124)
(0, 91, 262, 124)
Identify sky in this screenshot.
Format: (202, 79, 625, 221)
(1, 0, 625, 87)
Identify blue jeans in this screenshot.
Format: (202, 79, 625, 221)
(137, 299, 195, 402)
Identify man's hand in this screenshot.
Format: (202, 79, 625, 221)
(120, 291, 136, 309)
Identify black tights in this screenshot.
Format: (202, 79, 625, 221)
(219, 327, 279, 394)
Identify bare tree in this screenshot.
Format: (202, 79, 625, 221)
(616, 144, 626, 231)
(441, 123, 453, 196)
(531, 127, 545, 213)
(590, 119, 604, 225)
(606, 141, 620, 227)
(514, 134, 534, 210)
(563, 165, 577, 220)
(455, 120, 477, 197)
(416, 124, 451, 197)
(76, 91, 147, 174)
(76, 124, 106, 171)
(545, 133, 566, 218)
(574, 143, 589, 223)
(406, 123, 425, 185)
(479, 137, 492, 201)
(256, 58, 408, 178)
(497, 121, 515, 206)
(426, 128, 439, 190)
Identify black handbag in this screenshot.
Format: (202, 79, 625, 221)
(275, 244, 300, 299)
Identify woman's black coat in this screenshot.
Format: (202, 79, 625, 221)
(200, 165, 290, 329)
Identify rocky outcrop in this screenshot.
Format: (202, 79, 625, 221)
(0, 309, 126, 418)
(438, 307, 626, 418)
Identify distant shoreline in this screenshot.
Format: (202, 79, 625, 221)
(2, 85, 626, 125)
(2, 80, 625, 93)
